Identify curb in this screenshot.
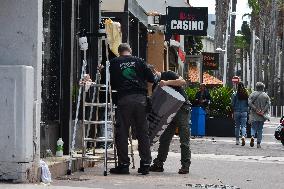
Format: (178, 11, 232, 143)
(44, 140, 138, 179)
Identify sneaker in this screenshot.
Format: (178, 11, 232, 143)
(149, 163, 164, 172)
(257, 143, 261, 148)
(178, 166, 189, 174)
(236, 140, 240, 145)
(250, 137, 254, 147)
(109, 164, 130, 174)
(241, 137, 246, 146)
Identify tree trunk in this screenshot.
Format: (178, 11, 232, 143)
(268, 0, 278, 104)
(263, 22, 270, 90)
(275, 37, 282, 105)
(240, 48, 244, 80)
(280, 32, 284, 105)
(227, 0, 237, 87)
(215, 0, 230, 80)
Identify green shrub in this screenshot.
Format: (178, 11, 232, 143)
(185, 86, 233, 118)
(208, 87, 233, 118)
(185, 87, 199, 104)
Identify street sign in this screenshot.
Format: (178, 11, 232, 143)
(166, 7, 208, 36)
(232, 76, 240, 83)
(202, 52, 219, 70)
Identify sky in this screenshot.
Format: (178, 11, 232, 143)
(189, 0, 251, 33)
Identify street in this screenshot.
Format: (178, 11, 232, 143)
(1, 118, 283, 189)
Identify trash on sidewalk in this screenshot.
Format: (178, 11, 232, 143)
(56, 138, 64, 157)
(39, 159, 52, 184)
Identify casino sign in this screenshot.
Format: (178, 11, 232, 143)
(166, 7, 208, 36)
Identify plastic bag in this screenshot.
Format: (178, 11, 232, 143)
(39, 159, 52, 184)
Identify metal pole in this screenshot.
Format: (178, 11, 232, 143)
(242, 52, 246, 83)
(272, 106, 274, 117)
(104, 61, 110, 176)
(199, 58, 203, 84)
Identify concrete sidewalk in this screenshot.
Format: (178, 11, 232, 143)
(1, 120, 283, 189)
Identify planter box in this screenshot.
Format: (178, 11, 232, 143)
(206, 117, 235, 137)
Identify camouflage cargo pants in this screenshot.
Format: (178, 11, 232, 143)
(153, 103, 191, 168)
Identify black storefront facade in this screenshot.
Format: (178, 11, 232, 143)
(41, 0, 148, 156)
(102, 0, 148, 59)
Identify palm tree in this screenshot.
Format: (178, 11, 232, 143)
(215, 0, 229, 79)
(249, 0, 284, 106)
(227, 0, 237, 87)
(279, 3, 284, 105)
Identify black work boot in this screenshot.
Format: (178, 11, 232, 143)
(149, 159, 164, 172)
(138, 161, 150, 175)
(178, 166, 189, 174)
(178, 160, 191, 174)
(110, 164, 130, 174)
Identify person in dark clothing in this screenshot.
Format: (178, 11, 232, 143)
(109, 43, 155, 175)
(149, 66, 191, 174)
(194, 84, 211, 108)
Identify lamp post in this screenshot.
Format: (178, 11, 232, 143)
(251, 30, 260, 90)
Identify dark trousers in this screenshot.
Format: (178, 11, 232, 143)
(154, 104, 191, 168)
(116, 94, 152, 166)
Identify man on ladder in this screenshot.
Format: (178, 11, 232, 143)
(108, 43, 155, 175)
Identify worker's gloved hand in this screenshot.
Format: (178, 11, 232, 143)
(79, 74, 93, 88)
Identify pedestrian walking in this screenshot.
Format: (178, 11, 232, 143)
(248, 82, 271, 148)
(231, 82, 249, 146)
(109, 43, 155, 175)
(149, 66, 191, 174)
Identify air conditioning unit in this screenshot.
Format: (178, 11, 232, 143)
(0, 65, 34, 182)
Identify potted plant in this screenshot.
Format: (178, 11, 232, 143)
(206, 87, 235, 137)
(186, 86, 235, 137)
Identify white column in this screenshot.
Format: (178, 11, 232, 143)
(0, 0, 42, 182)
(242, 52, 246, 83)
(252, 30, 256, 90)
(247, 52, 251, 89)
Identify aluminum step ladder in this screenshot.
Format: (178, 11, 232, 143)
(81, 59, 117, 176)
(67, 35, 135, 176)
(80, 37, 135, 176)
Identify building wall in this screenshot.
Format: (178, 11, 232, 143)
(202, 14, 216, 53)
(147, 33, 165, 71)
(202, 38, 215, 53)
(207, 14, 216, 38)
(137, 0, 189, 14)
(0, 0, 42, 99)
(0, 0, 42, 182)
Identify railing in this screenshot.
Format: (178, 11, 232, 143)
(270, 106, 284, 118)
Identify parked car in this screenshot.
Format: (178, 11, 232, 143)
(274, 116, 284, 146)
